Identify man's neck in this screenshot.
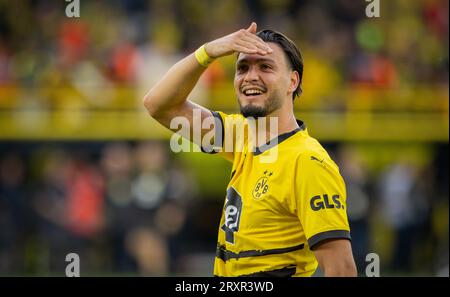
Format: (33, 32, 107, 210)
(251, 108, 299, 147)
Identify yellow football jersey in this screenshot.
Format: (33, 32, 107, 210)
(203, 111, 351, 277)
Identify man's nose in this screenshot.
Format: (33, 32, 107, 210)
(244, 66, 259, 82)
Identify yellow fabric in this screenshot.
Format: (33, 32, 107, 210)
(194, 44, 215, 67)
(210, 111, 351, 277)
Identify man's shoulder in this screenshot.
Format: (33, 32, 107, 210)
(289, 132, 333, 165)
(290, 130, 326, 153)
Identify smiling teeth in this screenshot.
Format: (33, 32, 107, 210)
(244, 89, 263, 95)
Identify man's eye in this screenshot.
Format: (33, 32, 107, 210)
(237, 65, 247, 72)
(261, 64, 272, 70)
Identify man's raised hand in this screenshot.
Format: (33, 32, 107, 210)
(204, 22, 273, 59)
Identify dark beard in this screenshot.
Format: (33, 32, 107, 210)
(240, 104, 267, 118)
(239, 94, 281, 119)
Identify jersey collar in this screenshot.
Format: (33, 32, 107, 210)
(253, 120, 306, 156)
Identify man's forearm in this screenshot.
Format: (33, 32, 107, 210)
(322, 262, 357, 277)
(313, 239, 357, 277)
(143, 53, 206, 117)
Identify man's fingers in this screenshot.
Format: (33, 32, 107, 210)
(238, 40, 268, 55)
(246, 22, 257, 34)
(241, 36, 272, 53)
(235, 41, 259, 53)
(241, 25, 273, 54)
(224, 22, 271, 56)
(234, 44, 258, 54)
(235, 41, 269, 55)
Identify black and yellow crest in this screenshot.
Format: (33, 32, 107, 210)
(252, 170, 272, 199)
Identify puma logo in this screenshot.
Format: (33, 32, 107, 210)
(310, 156, 324, 163)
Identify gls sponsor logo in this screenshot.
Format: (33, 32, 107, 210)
(310, 194, 344, 211)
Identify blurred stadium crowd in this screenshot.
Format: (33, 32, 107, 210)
(0, 0, 448, 276)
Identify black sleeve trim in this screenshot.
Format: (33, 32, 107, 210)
(308, 230, 351, 250)
(201, 111, 224, 154)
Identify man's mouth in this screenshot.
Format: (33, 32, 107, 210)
(241, 87, 267, 97)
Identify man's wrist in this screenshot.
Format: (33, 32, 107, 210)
(194, 43, 215, 67)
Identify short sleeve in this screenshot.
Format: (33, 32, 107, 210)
(294, 151, 351, 250)
(200, 111, 246, 163)
(200, 111, 225, 154)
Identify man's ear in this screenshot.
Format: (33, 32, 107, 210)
(289, 70, 300, 94)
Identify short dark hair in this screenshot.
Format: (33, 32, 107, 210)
(256, 29, 303, 100)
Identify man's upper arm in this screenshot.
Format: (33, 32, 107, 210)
(155, 100, 215, 146)
(154, 100, 213, 141)
(293, 150, 356, 275)
(154, 101, 233, 161)
(294, 150, 351, 248)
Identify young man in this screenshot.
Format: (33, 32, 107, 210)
(143, 22, 357, 277)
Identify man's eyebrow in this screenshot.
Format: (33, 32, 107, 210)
(236, 58, 276, 65)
